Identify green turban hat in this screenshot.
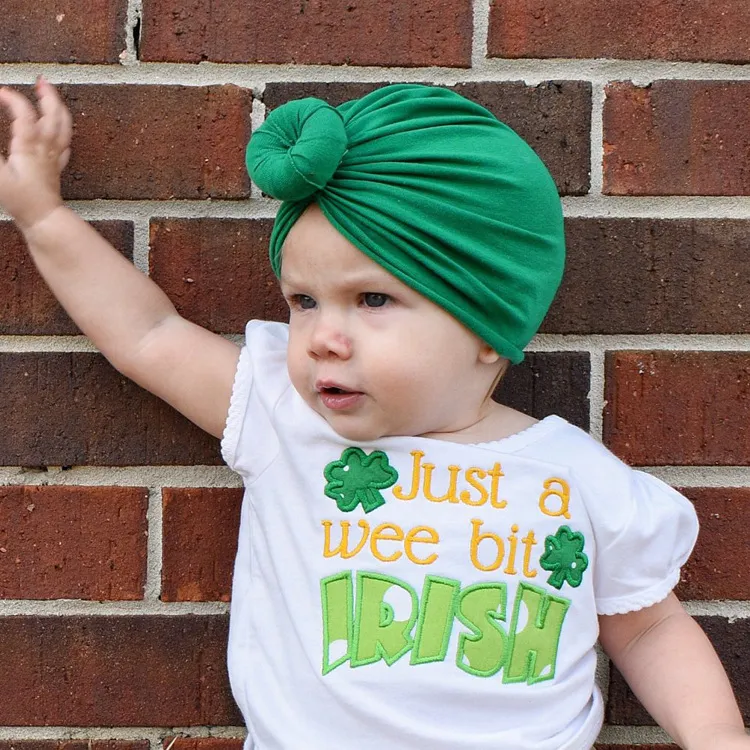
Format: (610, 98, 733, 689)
(246, 84, 564, 364)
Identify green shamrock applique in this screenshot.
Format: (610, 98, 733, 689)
(539, 525, 589, 590)
(323, 447, 399, 513)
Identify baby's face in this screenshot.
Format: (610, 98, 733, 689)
(279, 204, 502, 443)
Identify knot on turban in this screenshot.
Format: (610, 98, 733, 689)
(245, 84, 565, 364)
(247, 98, 348, 202)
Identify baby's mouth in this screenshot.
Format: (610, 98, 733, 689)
(316, 382, 364, 410)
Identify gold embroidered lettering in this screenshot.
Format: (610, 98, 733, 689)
(521, 530, 538, 578)
(423, 463, 461, 503)
(539, 478, 571, 519)
(404, 526, 439, 565)
(488, 463, 507, 509)
(370, 523, 405, 563)
(460, 467, 489, 506)
(322, 520, 370, 559)
(469, 518, 504, 572)
(504, 524, 519, 575)
(392, 450, 424, 501)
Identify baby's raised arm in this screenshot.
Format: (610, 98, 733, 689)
(0, 80, 240, 438)
(599, 593, 750, 749)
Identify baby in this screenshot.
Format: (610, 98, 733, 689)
(0, 78, 747, 750)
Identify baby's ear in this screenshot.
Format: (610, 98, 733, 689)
(478, 344, 503, 365)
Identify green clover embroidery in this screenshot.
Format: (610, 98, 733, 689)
(323, 447, 399, 513)
(539, 525, 589, 590)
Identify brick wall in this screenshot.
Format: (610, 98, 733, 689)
(1, 0, 749, 748)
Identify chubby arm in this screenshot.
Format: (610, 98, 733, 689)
(0, 80, 239, 438)
(599, 593, 749, 750)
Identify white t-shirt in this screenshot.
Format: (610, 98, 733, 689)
(221, 320, 699, 750)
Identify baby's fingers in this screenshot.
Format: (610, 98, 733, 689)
(0, 87, 40, 149)
(36, 78, 72, 151)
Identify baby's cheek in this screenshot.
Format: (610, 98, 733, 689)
(285, 348, 307, 395)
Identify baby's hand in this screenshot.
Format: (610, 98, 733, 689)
(0, 78, 72, 232)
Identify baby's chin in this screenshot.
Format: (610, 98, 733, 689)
(316, 408, 411, 444)
(325, 417, 396, 444)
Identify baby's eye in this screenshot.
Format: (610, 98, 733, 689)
(362, 293, 390, 308)
(290, 294, 316, 310)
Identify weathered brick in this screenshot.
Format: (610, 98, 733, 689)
(0, 486, 147, 600)
(161, 488, 242, 602)
(544, 218, 750, 334)
(0, 0, 127, 63)
(603, 352, 750, 465)
(488, 0, 750, 63)
(149, 219, 285, 333)
(0, 615, 241, 725)
(0, 221, 133, 335)
(166, 737, 243, 750)
(263, 82, 383, 112)
(0, 353, 221, 466)
(140, 0, 472, 67)
(0, 742, 149, 750)
(604, 81, 750, 195)
(0, 86, 251, 201)
(263, 81, 591, 195)
(676, 488, 750, 601)
(495, 352, 590, 431)
(607, 616, 750, 725)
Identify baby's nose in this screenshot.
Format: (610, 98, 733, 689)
(308, 320, 353, 359)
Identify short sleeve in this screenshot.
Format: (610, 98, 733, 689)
(592, 470, 699, 615)
(220, 320, 291, 480)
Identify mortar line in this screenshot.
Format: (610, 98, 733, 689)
(588, 345, 606, 441)
(121, 0, 143, 67)
(471, 0, 491, 68)
(0, 465, 746, 487)
(10, 195, 750, 222)
(132, 216, 151, 274)
(589, 82, 605, 196)
(249, 98, 267, 201)
(0, 728, 245, 741)
(4, 60, 750, 85)
(144, 487, 164, 600)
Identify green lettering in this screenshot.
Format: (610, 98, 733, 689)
(321, 571, 354, 674)
(504, 582, 570, 685)
(411, 576, 461, 665)
(352, 572, 418, 667)
(455, 582, 508, 677)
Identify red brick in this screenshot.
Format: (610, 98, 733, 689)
(0, 743, 148, 750)
(0, 86, 250, 201)
(603, 352, 750, 466)
(140, 0, 472, 67)
(0, 353, 221, 466)
(0, 486, 147, 600)
(0, 0, 127, 63)
(543, 218, 750, 334)
(676, 488, 750, 600)
(264, 81, 591, 195)
(0, 221, 133, 335)
(488, 0, 750, 63)
(161, 488, 242, 602)
(0, 615, 241, 725)
(166, 738, 243, 750)
(495, 352, 590, 431)
(607, 616, 750, 724)
(149, 219, 286, 333)
(604, 81, 750, 195)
